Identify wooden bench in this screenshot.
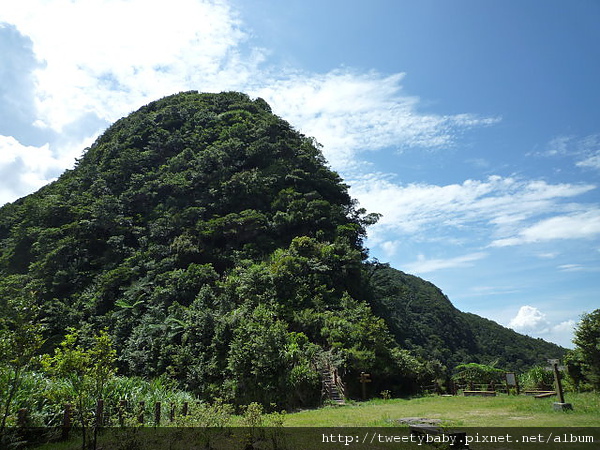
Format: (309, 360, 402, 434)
(524, 390, 556, 397)
(463, 390, 496, 397)
(534, 391, 557, 399)
(410, 424, 469, 449)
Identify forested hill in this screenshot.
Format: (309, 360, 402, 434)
(366, 264, 564, 373)
(0, 91, 562, 406)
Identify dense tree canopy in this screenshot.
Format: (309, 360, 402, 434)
(569, 309, 600, 390)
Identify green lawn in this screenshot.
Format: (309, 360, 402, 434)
(18, 393, 600, 449)
(283, 392, 600, 427)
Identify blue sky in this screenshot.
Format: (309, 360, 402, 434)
(2, 0, 599, 348)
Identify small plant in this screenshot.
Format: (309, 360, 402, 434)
(174, 399, 233, 448)
(237, 402, 287, 449)
(380, 390, 392, 400)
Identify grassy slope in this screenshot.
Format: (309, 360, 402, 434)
(283, 393, 600, 427)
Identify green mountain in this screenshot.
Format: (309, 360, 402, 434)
(0, 91, 563, 406)
(365, 263, 564, 373)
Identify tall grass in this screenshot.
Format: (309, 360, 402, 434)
(2, 371, 196, 427)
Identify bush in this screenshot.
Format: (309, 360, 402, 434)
(519, 366, 554, 391)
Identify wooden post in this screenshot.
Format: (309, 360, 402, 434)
(170, 403, 176, 422)
(62, 404, 72, 440)
(154, 402, 161, 426)
(95, 399, 104, 427)
(359, 372, 371, 400)
(118, 400, 127, 427)
(182, 402, 189, 417)
(548, 358, 572, 411)
(553, 362, 566, 404)
(17, 408, 28, 428)
(138, 401, 145, 424)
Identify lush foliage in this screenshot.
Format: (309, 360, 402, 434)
(566, 309, 600, 391)
(0, 291, 45, 440)
(452, 363, 505, 385)
(519, 365, 555, 391)
(0, 92, 566, 414)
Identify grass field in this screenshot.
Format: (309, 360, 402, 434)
(15, 393, 600, 449)
(283, 392, 600, 427)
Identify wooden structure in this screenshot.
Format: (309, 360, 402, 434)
(320, 366, 346, 405)
(462, 390, 496, 397)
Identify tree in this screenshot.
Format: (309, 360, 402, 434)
(42, 329, 116, 450)
(571, 309, 600, 390)
(0, 289, 45, 441)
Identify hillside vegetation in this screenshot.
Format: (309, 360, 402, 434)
(0, 92, 563, 409)
(366, 264, 564, 373)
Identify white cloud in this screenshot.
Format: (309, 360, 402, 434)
(380, 240, 401, 258)
(556, 263, 600, 273)
(552, 320, 577, 334)
(537, 252, 559, 259)
(2, 0, 262, 132)
(0, 135, 61, 205)
(466, 285, 522, 297)
(509, 305, 550, 332)
(533, 134, 600, 171)
(576, 154, 600, 170)
(351, 174, 596, 247)
(404, 252, 487, 274)
(508, 305, 576, 348)
(491, 209, 600, 247)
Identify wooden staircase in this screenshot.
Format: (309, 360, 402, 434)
(320, 367, 345, 405)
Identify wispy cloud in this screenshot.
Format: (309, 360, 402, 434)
(532, 134, 600, 171)
(352, 174, 596, 247)
(404, 252, 487, 274)
(557, 264, 586, 272)
(576, 154, 600, 170)
(253, 70, 500, 170)
(464, 285, 523, 297)
(491, 209, 600, 247)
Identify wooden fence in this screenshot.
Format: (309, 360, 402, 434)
(13, 399, 191, 436)
(420, 382, 515, 396)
